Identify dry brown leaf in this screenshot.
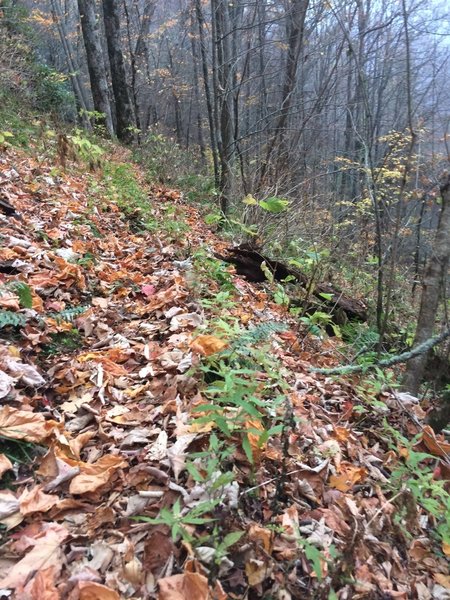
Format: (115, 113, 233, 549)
(158, 571, 209, 600)
(29, 566, 59, 600)
(329, 463, 366, 492)
(69, 430, 97, 459)
(77, 581, 121, 600)
(19, 486, 59, 516)
(69, 454, 127, 494)
(0, 522, 68, 589)
(434, 573, 450, 589)
(245, 558, 272, 586)
(190, 335, 228, 357)
(0, 453, 13, 477)
(143, 528, 176, 574)
(248, 524, 273, 553)
(420, 426, 450, 458)
(0, 293, 20, 310)
(0, 406, 55, 443)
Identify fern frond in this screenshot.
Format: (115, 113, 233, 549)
(237, 321, 288, 346)
(49, 305, 89, 324)
(0, 310, 28, 329)
(8, 282, 33, 309)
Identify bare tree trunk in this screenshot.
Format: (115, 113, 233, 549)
(77, 0, 114, 136)
(258, 0, 309, 190)
(102, 0, 135, 143)
(50, 0, 91, 130)
(211, 0, 235, 215)
(189, 10, 206, 163)
(123, 0, 156, 135)
(195, 0, 220, 189)
(402, 176, 450, 395)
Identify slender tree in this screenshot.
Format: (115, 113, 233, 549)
(402, 175, 450, 395)
(77, 0, 114, 136)
(102, 0, 135, 143)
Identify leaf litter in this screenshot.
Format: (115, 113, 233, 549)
(0, 146, 449, 599)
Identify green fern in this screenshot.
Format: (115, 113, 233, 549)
(239, 321, 288, 345)
(341, 322, 379, 351)
(7, 281, 33, 309)
(49, 305, 89, 324)
(0, 310, 28, 329)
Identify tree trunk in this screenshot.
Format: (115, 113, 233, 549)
(211, 0, 235, 215)
(123, 0, 156, 135)
(102, 0, 135, 143)
(77, 0, 114, 136)
(402, 175, 450, 395)
(50, 0, 91, 130)
(195, 0, 220, 188)
(258, 0, 309, 189)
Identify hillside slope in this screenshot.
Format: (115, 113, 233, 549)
(0, 141, 449, 600)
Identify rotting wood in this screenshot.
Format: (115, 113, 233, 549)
(215, 244, 367, 322)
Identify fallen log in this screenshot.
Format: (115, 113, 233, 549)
(215, 244, 367, 323)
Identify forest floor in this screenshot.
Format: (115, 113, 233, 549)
(0, 141, 449, 600)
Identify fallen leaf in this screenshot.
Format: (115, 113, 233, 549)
(0, 522, 68, 589)
(329, 463, 366, 492)
(19, 486, 58, 516)
(0, 453, 13, 477)
(158, 571, 209, 600)
(248, 524, 273, 553)
(167, 433, 196, 481)
(0, 406, 54, 443)
(69, 454, 127, 494)
(77, 581, 121, 600)
(245, 558, 272, 586)
(29, 566, 59, 600)
(420, 426, 450, 458)
(0, 489, 20, 520)
(0, 370, 15, 398)
(190, 335, 228, 357)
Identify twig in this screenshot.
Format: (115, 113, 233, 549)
(311, 328, 450, 376)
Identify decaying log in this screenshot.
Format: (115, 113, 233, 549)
(215, 244, 367, 323)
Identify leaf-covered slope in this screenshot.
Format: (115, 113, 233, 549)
(0, 146, 449, 600)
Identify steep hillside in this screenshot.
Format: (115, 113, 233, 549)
(0, 129, 449, 600)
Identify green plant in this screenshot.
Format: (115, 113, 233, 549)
(0, 130, 14, 146)
(0, 281, 33, 309)
(186, 434, 236, 487)
(192, 249, 235, 292)
(385, 430, 450, 549)
(0, 311, 28, 329)
(69, 130, 104, 167)
(191, 322, 288, 462)
(48, 305, 89, 324)
(42, 329, 83, 356)
(34, 64, 75, 119)
(301, 311, 339, 337)
(134, 497, 218, 543)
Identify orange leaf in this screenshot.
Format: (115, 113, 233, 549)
(329, 463, 366, 492)
(190, 335, 227, 357)
(69, 454, 127, 494)
(420, 425, 450, 458)
(19, 486, 58, 516)
(30, 566, 59, 600)
(158, 571, 210, 600)
(77, 582, 121, 600)
(0, 407, 55, 443)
